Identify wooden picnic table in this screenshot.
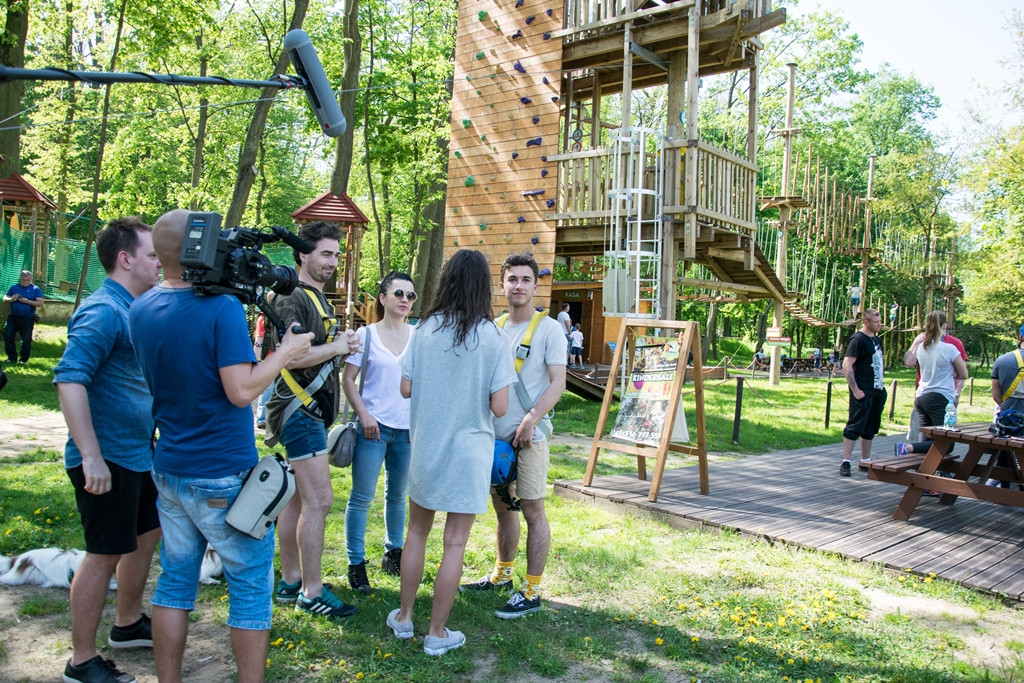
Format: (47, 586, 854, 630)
(867, 422, 1024, 521)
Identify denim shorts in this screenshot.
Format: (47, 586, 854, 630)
(151, 470, 275, 630)
(280, 410, 328, 462)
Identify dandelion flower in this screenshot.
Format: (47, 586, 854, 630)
(655, 637, 664, 646)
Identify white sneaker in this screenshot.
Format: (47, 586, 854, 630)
(386, 608, 413, 639)
(423, 628, 465, 656)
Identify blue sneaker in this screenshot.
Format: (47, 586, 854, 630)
(295, 584, 357, 619)
(275, 578, 301, 603)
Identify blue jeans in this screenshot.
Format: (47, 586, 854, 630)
(152, 470, 275, 630)
(255, 383, 273, 423)
(344, 422, 410, 565)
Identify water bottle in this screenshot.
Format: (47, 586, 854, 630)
(943, 401, 957, 429)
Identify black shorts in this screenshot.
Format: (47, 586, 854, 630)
(67, 461, 160, 555)
(843, 389, 886, 441)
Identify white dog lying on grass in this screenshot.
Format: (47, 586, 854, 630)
(0, 547, 223, 588)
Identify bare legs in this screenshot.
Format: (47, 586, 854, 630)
(276, 455, 333, 596)
(395, 500, 475, 638)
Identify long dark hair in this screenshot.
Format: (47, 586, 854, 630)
(419, 249, 494, 348)
(376, 270, 414, 319)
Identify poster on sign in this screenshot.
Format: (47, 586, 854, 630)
(609, 335, 689, 446)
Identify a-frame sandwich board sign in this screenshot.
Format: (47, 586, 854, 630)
(583, 318, 708, 502)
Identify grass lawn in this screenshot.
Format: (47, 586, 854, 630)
(2, 325, 1022, 681)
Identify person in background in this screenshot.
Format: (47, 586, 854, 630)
(343, 271, 415, 594)
(386, 249, 516, 656)
(569, 323, 584, 369)
(55, 217, 162, 683)
(839, 309, 885, 477)
(557, 302, 572, 364)
(894, 311, 968, 457)
(4, 269, 44, 364)
(253, 311, 273, 430)
(902, 321, 967, 443)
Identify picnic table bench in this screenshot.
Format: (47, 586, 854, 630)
(867, 422, 1024, 521)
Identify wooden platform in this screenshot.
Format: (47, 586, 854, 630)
(554, 434, 1024, 600)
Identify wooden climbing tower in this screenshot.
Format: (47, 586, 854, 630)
(445, 0, 786, 311)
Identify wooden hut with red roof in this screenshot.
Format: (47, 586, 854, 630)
(0, 174, 57, 281)
(291, 191, 371, 324)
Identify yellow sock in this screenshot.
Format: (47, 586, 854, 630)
(490, 561, 514, 584)
(523, 572, 542, 600)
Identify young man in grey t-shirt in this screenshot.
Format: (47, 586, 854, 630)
(461, 253, 566, 619)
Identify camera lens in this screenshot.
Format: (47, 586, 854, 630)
(259, 264, 298, 295)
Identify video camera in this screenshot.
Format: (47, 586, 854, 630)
(180, 212, 311, 338)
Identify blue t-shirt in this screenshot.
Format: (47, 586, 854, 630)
(7, 283, 42, 318)
(129, 286, 258, 478)
(53, 278, 154, 472)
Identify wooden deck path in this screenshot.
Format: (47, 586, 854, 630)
(553, 434, 1024, 600)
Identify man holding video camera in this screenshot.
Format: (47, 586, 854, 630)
(129, 209, 312, 683)
(263, 220, 362, 620)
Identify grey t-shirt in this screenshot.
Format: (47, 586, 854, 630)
(401, 316, 517, 514)
(992, 348, 1024, 413)
(493, 315, 567, 443)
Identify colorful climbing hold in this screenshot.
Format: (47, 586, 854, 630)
(543, 31, 551, 40)
(520, 97, 532, 104)
(516, 0, 523, 6)
(547, 8, 553, 16)
(465, 176, 475, 187)
(479, 224, 487, 230)
(541, 169, 549, 177)
(538, 267, 551, 277)
(542, 77, 549, 85)
(532, 116, 540, 124)
(546, 198, 555, 208)
(462, 119, 471, 128)
(453, 240, 459, 245)
(476, 51, 485, 60)
(517, 216, 526, 223)
(531, 236, 539, 244)
(514, 60, 526, 74)
(522, 189, 545, 196)
(541, 156, 548, 162)
(526, 137, 542, 147)
(512, 152, 519, 159)
(478, 10, 488, 20)
(551, 96, 559, 102)
(454, 151, 462, 158)
(525, 15, 535, 24)
(510, 29, 523, 39)
(480, 135, 487, 141)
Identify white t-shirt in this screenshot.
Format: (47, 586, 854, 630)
(345, 323, 413, 429)
(493, 314, 567, 442)
(570, 329, 583, 348)
(916, 339, 961, 403)
(557, 310, 571, 335)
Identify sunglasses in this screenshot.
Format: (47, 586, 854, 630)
(391, 289, 417, 302)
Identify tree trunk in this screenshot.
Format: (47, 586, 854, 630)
(754, 299, 771, 352)
(75, 0, 128, 310)
(702, 301, 718, 361)
(226, 0, 310, 227)
(0, 0, 29, 178)
(190, 33, 209, 210)
(330, 0, 360, 196)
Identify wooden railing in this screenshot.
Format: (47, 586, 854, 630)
(550, 139, 757, 237)
(559, 0, 771, 40)
(664, 139, 757, 235)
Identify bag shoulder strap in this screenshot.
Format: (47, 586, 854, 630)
(277, 286, 341, 422)
(497, 310, 553, 438)
(1001, 350, 1024, 403)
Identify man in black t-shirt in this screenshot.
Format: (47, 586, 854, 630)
(840, 308, 886, 476)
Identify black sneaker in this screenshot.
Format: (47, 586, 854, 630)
(381, 548, 402, 576)
(275, 578, 302, 603)
(295, 583, 358, 619)
(107, 613, 152, 649)
(63, 655, 137, 683)
(839, 461, 851, 477)
(495, 590, 541, 619)
(459, 574, 513, 592)
(348, 561, 372, 594)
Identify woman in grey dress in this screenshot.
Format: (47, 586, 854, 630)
(388, 249, 517, 656)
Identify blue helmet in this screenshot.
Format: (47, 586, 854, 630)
(992, 409, 1024, 438)
(492, 440, 518, 487)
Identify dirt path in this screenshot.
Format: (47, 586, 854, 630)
(0, 411, 68, 458)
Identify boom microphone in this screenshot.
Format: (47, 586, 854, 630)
(272, 225, 314, 254)
(284, 29, 347, 137)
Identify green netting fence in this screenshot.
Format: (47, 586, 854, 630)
(1, 217, 298, 304)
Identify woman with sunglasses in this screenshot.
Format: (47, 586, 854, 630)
(386, 249, 516, 656)
(343, 271, 418, 594)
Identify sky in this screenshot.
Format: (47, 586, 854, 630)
(793, 0, 1021, 137)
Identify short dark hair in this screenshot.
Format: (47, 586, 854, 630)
(96, 217, 152, 274)
(294, 221, 342, 265)
(376, 270, 414, 319)
(562, 302, 570, 311)
(500, 252, 538, 281)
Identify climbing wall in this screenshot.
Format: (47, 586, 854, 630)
(444, 0, 563, 306)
